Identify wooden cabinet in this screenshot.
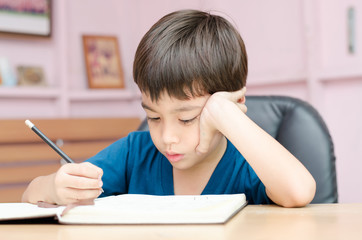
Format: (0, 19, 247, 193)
(0, 118, 141, 202)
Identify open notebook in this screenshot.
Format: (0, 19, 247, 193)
(0, 194, 247, 224)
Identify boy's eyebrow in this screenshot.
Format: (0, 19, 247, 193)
(141, 102, 155, 112)
(171, 105, 203, 113)
(141, 102, 203, 113)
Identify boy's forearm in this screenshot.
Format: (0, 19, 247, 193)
(217, 102, 316, 207)
(22, 173, 56, 204)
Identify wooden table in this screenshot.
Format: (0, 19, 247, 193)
(1, 203, 362, 240)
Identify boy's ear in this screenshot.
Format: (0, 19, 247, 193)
(238, 96, 246, 104)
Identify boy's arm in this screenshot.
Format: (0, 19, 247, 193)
(22, 162, 103, 205)
(197, 89, 316, 207)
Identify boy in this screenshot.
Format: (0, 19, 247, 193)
(22, 10, 315, 207)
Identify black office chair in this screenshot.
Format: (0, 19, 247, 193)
(137, 96, 338, 203)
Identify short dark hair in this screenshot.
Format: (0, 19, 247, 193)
(133, 9, 248, 101)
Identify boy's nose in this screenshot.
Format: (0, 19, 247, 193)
(162, 124, 180, 145)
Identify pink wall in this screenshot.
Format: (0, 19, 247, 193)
(0, 0, 361, 203)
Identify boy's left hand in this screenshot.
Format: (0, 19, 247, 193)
(196, 87, 247, 154)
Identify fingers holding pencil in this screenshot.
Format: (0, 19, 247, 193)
(53, 162, 104, 204)
(24, 120, 104, 205)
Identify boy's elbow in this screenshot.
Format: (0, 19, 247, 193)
(281, 178, 317, 208)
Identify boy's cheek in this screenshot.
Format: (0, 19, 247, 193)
(191, 123, 202, 145)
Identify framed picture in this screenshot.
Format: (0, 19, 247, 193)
(17, 66, 46, 86)
(82, 35, 125, 89)
(0, 0, 52, 37)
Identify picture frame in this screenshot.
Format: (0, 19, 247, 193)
(0, 0, 52, 37)
(17, 66, 46, 86)
(82, 35, 125, 89)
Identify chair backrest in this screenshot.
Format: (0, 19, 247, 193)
(246, 96, 338, 203)
(137, 96, 338, 203)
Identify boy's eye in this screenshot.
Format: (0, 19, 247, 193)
(179, 117, 197, 124)
(147, 117, 160, 122)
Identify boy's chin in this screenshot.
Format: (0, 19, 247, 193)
(168, 159, 194, 171)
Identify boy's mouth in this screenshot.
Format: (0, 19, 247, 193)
(165, 152, 184, 163)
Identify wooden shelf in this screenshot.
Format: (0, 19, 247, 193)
(0, 87, 61, 99)
(0, 87, 140, 101)
(68, 89, 139, 101)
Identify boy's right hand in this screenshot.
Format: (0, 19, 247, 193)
(50, 162, 103, 205)
(196, 88, 247, 155)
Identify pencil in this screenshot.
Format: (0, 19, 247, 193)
(25, 119, 104, 193)
(25, 119, 74, 163)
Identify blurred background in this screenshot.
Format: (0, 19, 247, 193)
(0, 0, 361, 203)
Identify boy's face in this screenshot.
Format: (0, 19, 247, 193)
(141, 91, 226, 171)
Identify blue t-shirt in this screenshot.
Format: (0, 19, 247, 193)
(86, 131, 270, 204)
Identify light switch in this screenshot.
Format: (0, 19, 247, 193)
(347, 7, 356, 54)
